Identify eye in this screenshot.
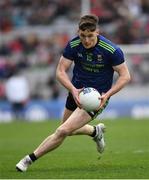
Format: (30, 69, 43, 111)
(80, 34, 85, 38)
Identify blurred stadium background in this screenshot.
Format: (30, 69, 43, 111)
(0, 0, 149, 122)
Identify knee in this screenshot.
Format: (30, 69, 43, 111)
(56, 126, 71, 137)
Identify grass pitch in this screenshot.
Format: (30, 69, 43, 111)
(0, 118, 149, 179)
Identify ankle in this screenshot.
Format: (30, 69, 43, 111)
(29, 153, 37, 162)
(90, 126, 96, 137)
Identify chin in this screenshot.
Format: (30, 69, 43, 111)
(84, 45, 92, 49)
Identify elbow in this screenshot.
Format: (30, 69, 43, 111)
(121, 73, 131, 85)
(56, 69, 60, 81)
(56, 69, 63, 81)
(126, 73, 131, 84)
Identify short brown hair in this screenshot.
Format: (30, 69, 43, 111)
(79, 14, 99, 31)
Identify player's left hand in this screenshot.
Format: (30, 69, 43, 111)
(98, 93, 110, 110)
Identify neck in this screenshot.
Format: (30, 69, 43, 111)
(93, 36, 98, 47)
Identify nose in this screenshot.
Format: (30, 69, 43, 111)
(84, 37, 90, 43)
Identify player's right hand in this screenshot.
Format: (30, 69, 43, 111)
(71, 87, 84, 108)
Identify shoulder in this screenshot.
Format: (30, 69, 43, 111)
(98, 35, 123, 54)
(63, 36, 81, 60)
(68, 36, 81, 49)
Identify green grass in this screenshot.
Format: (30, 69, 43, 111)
(0, 118, 149, 179)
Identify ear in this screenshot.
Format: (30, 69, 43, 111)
(96, 28, 100, 35)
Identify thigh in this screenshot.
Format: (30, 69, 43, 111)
(59, 107, 92, 133)
(62, 92, 77, 124)
(61, 108, 73, 124)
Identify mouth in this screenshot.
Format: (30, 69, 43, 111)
(84, 43, 91, 47)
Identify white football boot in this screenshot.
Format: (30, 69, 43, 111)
(16, 155, 32, 172)
(93, 123, 106, 153)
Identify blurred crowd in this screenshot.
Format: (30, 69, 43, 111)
(0, 0, 81, 32)
(0, 0, 149, 101)
(1, 0, 149, 43)
(91, 0, 149, 44)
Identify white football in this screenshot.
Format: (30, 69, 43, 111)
(79, 87, 101, 111)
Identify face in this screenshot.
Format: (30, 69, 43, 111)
(78, 29, 99, 49)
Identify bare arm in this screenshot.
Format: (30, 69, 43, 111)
(56, 56, 82, 105)
(99, 62, 131, 108)
(56, 56, 74, 92)
(106, 62, 131, 97)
